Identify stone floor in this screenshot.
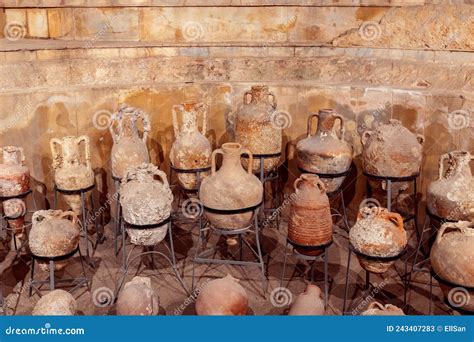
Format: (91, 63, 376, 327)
(0, 197, 461, 316)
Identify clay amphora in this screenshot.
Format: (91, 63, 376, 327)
(427, 151, 473, 221)
(32, 289, 76, 316)
(110, 104, 150, 179)
(361, 301, 405, 315)
(116, 276, 159, 316)
(50, 135, 94, 215)
(431, 221, 474, 311)
(350, 207, 407, 273)
(235, 86, 282, 174)
(361, 119, 424, 196)
(170, 102, 211, 190)
(29, 210, 80, 271)
(288, 284, 325, 315)
(0, 146, 29, 238)
(120, 163, 173, 246)
(288, 174, 333, 256)
(195, 274, 249, 315)
(199, 143, 263, 230)
(296, 109, 353, 192)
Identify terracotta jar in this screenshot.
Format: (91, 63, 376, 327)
(427, 151, 473, 221)
(116, 276, 159, 316)
(195, 274, 248, 315)
(296, 109, 353, 192)
(361, 119, 424, 196)
(50, 135, 94, 215)
(110, 104, 150, 179)
(0, 146, 30, 196)
(349, 207, 407, 273)
(170, 102, 212, 190)
(120, 163, 173, 246)
(431, 221, 474, 311)
(361, 302, 405, 316)
(0, 146, 30, 238)
(29, 210, 81, 271)
(235, 85, 282, 174)
(32, 289, 76, 316)
(288, 174, 333, 256)
(199, 143, 263, 230)
(288, 284, 325, 315)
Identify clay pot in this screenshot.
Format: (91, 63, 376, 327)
(361, 119, 424, 196)
(349, 207, 407, 273)
(427, 151, 473, 221)
(170, 102, 212, 190)
(296, 109, 353, 192)
(361, 302, 405, 315)
(431, 221, 474, 311)
(120, 163, 173, 246)
(50, 135, 94, 215)
(0, 146, 29, 237)
(116, 276, 159, 316)
(0, 146, 30, 196)
(199, 143, 263, 230)
(195, 274, 248, 315)
(288, 174, 333, 256)
(110, 104, 150, 179)
(288, 284, 325, 315)
(235, 86, 282, 174)
(29, 210, 81, 271)
(32, 289, 76, 315)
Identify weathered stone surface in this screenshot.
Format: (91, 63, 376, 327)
(26, 9, 48, 38)
(32, 289, 76, 315)
(47, 8, 74, 39)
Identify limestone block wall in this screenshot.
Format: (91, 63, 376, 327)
(0, 1, 472, 221)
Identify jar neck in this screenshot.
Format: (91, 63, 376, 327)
(220, 145, 243, 172)
(249, 86, 269, 104)
(316, 110, 338, 135)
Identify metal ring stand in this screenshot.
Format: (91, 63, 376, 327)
(115, 217, 189, 297)
(408, 209, 458, 314)
(0, 189, 33, 255)
(298, 166, 352, 231)
(28, 246, 90, 297)
(54, 184, 99, 267)
(169, 164, 210, 222)
(242, 152, 282, 230)
(279, 239, 333, 309)
(192, 203, 266, 297)
(342, 244, 408, 315)
(429, 271, 474, 315)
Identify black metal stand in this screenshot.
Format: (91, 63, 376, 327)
(169, 164, 210, 223)
(279, 239, 332, 309)
(242, 152, 282, 229)
(116, 217, 189, 296)
(429, 270, 474, 315)
(54, 184, 99, 266)
(298, 166, 352, 231)
(0, 189, 33, 255)
(192, 204, 266, 297)
(342, 244, 408, 315)
(29, 246, 90, 297)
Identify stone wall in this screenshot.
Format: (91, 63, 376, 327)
(0, 1, 472, 220)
